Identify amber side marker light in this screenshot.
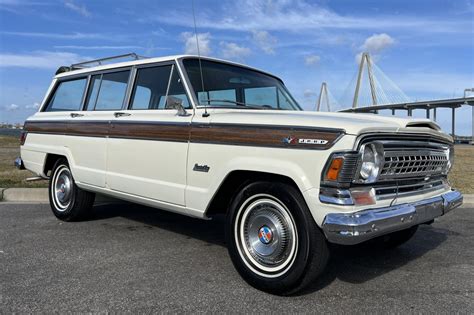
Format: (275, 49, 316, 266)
(325, 157, 343, 181)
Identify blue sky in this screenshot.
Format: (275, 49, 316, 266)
(0, 0, 473, 135)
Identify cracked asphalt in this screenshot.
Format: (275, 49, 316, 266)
(0, 202, 473, 313)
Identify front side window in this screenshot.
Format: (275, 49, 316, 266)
(86, 70, 130, 111)
(183, 58, 301, 110)
(130, 64, 191, 110)
(45, 78, 87, 112)
(130, 65, 171, 110)
(244, 87, 277, 107)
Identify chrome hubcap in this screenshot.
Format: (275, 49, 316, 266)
(236, 195, 297, 278)
(53, 166, 73, 211)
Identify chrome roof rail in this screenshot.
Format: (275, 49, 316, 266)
(70, 53, 148, 69)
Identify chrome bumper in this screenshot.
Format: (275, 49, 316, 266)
(322, 190, 463, 245)
(14, 157, 25, 170)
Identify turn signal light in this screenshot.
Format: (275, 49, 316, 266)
(351, 188, 376, 206)
(325, 157, 343, 181)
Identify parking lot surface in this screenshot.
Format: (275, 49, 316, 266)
(1, 202, 473, 313)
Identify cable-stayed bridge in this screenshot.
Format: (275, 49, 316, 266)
(314, 52, 474, 143)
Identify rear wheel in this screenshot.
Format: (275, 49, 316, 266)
(49, 158, 95, 221)
(226, 181, 329, 295)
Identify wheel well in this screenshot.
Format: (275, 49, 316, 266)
(43, 154, 66, 177)
(205, 170, 300, 218)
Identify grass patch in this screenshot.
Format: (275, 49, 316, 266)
(0, 134, 472, 193)
(448, 145, 474, 194)
(0, 135, 48, 188)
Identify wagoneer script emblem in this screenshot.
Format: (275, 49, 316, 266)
(193, 163, 210, 173)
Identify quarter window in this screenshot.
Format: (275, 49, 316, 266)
(45, 78, 87, 112)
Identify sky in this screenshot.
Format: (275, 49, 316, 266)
(0, 0, 473, 135)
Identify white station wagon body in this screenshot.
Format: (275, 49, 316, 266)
(18, 54, 462, 293)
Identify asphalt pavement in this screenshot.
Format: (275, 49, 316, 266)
(1, 202, 473, 313)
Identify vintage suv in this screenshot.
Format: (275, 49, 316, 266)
(17, 54, 463, 294)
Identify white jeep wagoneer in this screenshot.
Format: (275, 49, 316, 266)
(17, 54, 463, 294)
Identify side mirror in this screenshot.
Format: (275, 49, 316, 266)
(166, 96, 189, 116)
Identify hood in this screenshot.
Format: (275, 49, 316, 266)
(205, 109, 450, 140)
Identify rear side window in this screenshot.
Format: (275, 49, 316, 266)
(86, 70, 130, 111)
(45, 78, 87, 112)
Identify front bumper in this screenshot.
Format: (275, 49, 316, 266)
(14, 157, 25, 170)
(322, 190, 463, 245)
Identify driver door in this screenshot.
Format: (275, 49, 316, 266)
(106, 63, 193, 206)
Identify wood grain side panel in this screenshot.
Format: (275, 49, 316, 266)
(24, 121, 69, 135)
(190, 124, 343, 149)
(24, 120, 343, 149)
(68, 121, 109, 137)
(110, 122, 190, 142)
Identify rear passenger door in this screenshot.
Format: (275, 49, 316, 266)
(106, 63, 193, 206)
(39, 76, 109, 188)
(67, 68, 132, 188)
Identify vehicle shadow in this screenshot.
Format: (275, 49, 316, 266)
(90, 201, 449, 295)
(91, 201, 227, 246)
(296, 225, 449, 295)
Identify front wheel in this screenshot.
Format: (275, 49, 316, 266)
(49, 158, 95, 221)
(226, 181, 329, 295)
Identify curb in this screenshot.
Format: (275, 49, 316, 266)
(0, 188, 118, 203)
(463, 194, 474, 205)
(0, 188, 473, 207)
(2, 188, 48, 202)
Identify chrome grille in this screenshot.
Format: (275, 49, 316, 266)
(380, 149, 449, 180)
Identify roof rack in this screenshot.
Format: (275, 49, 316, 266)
(70, 53, 148, 69)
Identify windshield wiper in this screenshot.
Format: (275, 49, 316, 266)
(199, 99, 275, 110)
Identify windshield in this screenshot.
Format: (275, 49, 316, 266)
(182, 58, 302, 110)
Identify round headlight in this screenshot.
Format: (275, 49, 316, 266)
(359, 143, 383, 183)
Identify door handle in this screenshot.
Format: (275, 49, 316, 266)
(70, 113, 84, 118)
(114, 112, 131, 118)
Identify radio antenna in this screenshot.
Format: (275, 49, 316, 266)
(191, 0, 209, 117)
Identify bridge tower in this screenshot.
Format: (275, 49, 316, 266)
(352, 52, 378, 108)
(316, 82, 330, 112)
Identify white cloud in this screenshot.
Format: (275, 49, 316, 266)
(251, 30, 277, 54)
(354, 51, 382, 64)
(303, 89, 317, 98)
(25, 102, 40, 110)
(0, 51, 87, 69)
(5, 104, 19, 111)
(360, 33, 395, 53)
(220, 42, 251, 60)
(181, 32, 211, 56)
(1, 31, 103, 40)
(153, 0, 470, 35)
(64, 0, 91, 18)
(305, 54, 320, 66)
